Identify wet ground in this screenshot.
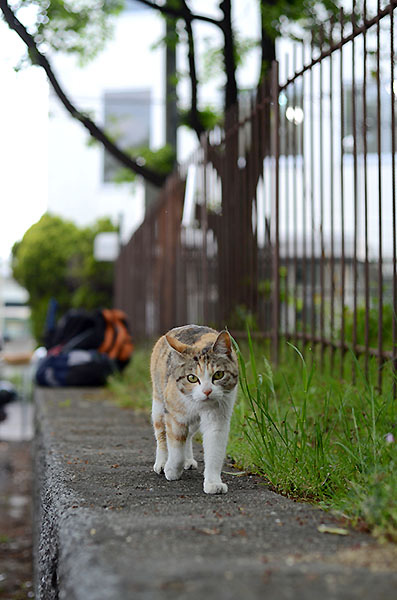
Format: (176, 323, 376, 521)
(0, 403, 34, 443)
(0, 352, 36, 599)
(0, 441, 34, 600)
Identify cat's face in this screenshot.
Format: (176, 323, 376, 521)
(166, 331, 238, 404)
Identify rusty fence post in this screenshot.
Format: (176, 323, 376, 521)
(201, 134, 209, 325)
(271, 60, 281, 365)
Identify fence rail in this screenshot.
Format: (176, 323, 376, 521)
(115, 0, 397, 392)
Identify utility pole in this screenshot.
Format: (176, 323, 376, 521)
(165, 13, 178, 163)
(145, 10, 178, 213)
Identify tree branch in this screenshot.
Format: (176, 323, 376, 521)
(138, 0, 207, 139)
(258, 0, 276, 83)
(0, 0, 167, 188)
(219, 0, 238, 110)
(134, 0, 223, 28)
(181, 1, 205, 139)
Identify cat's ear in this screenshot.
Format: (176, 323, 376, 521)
(165, 334, 188, 355)
(212, 330, 232, 356)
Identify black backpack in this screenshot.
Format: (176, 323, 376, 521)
(36, 308, 134, 387)
(44, 308, 105, 352)
(44, 308, 134, 366)
(35, 349, 117, 387)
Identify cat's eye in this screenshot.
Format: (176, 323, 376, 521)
(212, 371, 224, 381)
(187, 374, 199, 383)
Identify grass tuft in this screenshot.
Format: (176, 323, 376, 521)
(228, 337, 397, 542)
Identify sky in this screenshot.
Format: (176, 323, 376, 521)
(0, 20, 48, 267)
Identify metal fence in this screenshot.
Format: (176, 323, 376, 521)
(115, 0, 397, 391)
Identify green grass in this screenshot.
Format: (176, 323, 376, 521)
(108, 336, 397, 542)
(107, 343, 153, 413)
(230, 333, 397, 542)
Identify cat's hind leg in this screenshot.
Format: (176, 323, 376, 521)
(152, 399, 167, 474)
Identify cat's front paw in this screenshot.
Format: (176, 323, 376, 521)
(164, 463, 184, 481)
(184, 458, 198, 470)
(203, 480, 228, 494)
(153, 460, 165, 474)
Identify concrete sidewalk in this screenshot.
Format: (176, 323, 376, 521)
(34, 387, 397, 600)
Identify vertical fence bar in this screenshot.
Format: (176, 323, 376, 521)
(241, 116, 248, 313)
(251, 94, 259, 321)
(391, 3, 397, 397)
(260, 90, 267, 333)
(319, 29, 325, 367)
(232, 104, 239, 325)
(329, 18, 336, 371)
(201, 136, 209, 325)
(339, 8, 346, 378)
(224, 118, 231, 328)
(292, 45, 299, 346)
(218, 138, 226, 327)
(310, 35, 316, 351)
(301, 42, 308, 343)
(271, 61, 280, 364)
(352, 0, 359, 384)
(284, 54, 290, 344)
(363, 0, 370, 381)
(263, 83, 272, 334)
(256, 96, 263, 332)
(142, 220, 147, 334)
(377, 0, 384, 390)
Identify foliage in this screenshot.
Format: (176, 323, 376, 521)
(259, 0, 341, 41)
(12, 213, 117, 341)
(112, 145, 177, 183)
(16, 0, 124, 67)
(200, 34, 258, 83)
(343, 304, 395, 352)
(227, 304, 259, 332)
(179, 106, 222, 132)
(107, 343, 153, 413)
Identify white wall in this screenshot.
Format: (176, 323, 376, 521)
(0, 21, 49, 262)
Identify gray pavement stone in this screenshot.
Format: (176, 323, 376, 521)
(34, 387, 397, 600)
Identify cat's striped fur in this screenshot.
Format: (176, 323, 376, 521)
(150, 325, 238, 494)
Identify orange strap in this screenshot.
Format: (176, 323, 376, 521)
(99, 309, 134, 360)
(98, 309, 116, 354)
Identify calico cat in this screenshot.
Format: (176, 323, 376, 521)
(150, 325, 239, 494)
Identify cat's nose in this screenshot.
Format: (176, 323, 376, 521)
(203, 388, 212, 397)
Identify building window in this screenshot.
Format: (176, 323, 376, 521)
(103, 89, 151, 183)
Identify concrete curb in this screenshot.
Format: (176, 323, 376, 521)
(34, 387, 397, 599)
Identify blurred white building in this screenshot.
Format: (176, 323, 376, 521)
(0, 265, 32, 353)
